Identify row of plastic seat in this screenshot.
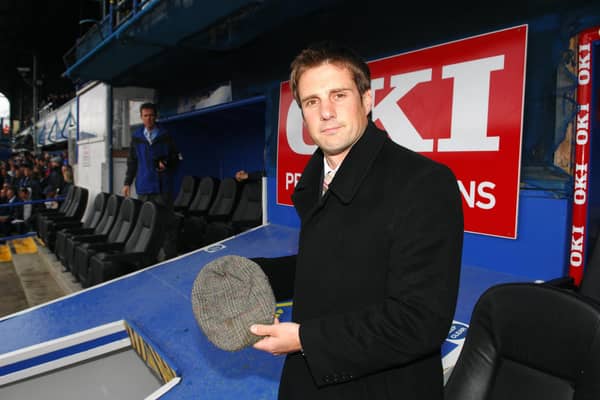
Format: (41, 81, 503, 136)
(172, 175, 263, 253)
(40, 190, 165, 287)
(37, 174, 262, 287)
(37, 186, 89, 249)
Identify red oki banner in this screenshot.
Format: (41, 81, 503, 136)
(277, 25, 527, 238)
(569, 27, 600, 286)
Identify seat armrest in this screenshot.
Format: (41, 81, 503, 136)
(74, 234, 110, 244)
(64, 227, 96, 235)
(95, 251, 151, 264)
(207, 214, 231, 223)
(87, 242, 125, 252)
(543, 276, 576, 290)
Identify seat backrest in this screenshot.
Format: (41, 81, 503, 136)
(125, 201, 160, 253)
(62, 186, 81, 216)
(65, 186, 89, 220)
(231, 181, 262, 224)
(82, 192, 109, 229)
(444, 283, 600, 400)
(189, 176, 219, 215)
(173, 175, 198, 210)
(107, 197, 141, 243)
(58, 185, 76, 212)
(207, 177, 239, 218)
(93, 194, 122, 236)
(579, 232, 600, 303)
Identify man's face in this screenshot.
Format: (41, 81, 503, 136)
(297, 63, 371, 166)
(141, 108, 157, 130)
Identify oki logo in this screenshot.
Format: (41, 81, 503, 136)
(277, 25, 527, 238)
(286, 55, 503, 156)
(579, 43, 591, 85)
(371, 55, 502, 153)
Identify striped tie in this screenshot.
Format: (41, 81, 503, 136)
(322, 170, 335, 195)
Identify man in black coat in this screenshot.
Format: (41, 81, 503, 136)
(250, 43, 464, 399)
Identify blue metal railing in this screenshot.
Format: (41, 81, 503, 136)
(0, 197, 67, 241)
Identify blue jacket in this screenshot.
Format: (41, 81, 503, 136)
(124, 124, 180, 195)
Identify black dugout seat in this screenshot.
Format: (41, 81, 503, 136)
(53, 192, 110, 260)
(73, 197, 141, 286)
(200, 180, 262, 246)
(36, 184, 76, 219)
(174, 176, 219, 252)
(188, 176, 219, 217)
(179, 177, 238, 252)
(59, 194, 123, 272)
(86, 201, 163, 287)
(545, 228, 600, 304)
(444, 282, 600, 400)
(39, 186, 89, 251)
(36, 185, 80, 235)
(173, 175, 198, 213)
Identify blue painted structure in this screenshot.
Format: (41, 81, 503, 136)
(0, 225, 528, 398)
(158, 96, 266, 192)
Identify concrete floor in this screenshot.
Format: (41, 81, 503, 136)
(0, 237, 82, 319)
(0, 261, 28, 318)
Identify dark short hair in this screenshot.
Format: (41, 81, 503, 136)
(140, 102, 157, 115)
(290, 41, 371, 106)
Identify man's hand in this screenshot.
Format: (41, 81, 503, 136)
(122, 185, 130, 198)
(157, 160, 166, 172)
(235, 170, 249, 182)
(251, 318, 302, 356)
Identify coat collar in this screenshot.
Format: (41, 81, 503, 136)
(134, 123, 166, 140)
(293, 122, 387, 211)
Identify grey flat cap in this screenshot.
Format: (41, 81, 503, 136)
(191, 255, 276, 351)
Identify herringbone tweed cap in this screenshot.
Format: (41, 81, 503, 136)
(191, 255, 276, 351)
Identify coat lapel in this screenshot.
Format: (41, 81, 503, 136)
(291, 122, 388, 223)
(292, 148, 324, 222)
(326, 122, 386, 204)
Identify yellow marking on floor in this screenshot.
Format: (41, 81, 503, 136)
(12, 237, 38, 254)
(0, 244, 11, 262)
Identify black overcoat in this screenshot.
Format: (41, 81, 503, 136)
(261, 122, 464, 399)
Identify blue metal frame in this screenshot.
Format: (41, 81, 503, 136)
(64, 0, 161, 78)
(158, 95, 266, 123)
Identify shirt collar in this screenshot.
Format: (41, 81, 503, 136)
(323, 157, 341, 178)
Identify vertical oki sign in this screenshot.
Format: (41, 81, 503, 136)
(569, 27, 599, 285)
(277, 25, 528, 238)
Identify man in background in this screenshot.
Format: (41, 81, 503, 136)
(122, 102, 182, 260)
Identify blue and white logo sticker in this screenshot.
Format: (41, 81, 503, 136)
(442, 320, 469, 376)
(204, 244, 226, 253)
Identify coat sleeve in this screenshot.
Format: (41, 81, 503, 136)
(124, 139, 138, 186)
(166, 133, 182, 170)
(299, 165, 464, 387)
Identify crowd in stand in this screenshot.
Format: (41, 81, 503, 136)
(0, 150, 73, 237)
